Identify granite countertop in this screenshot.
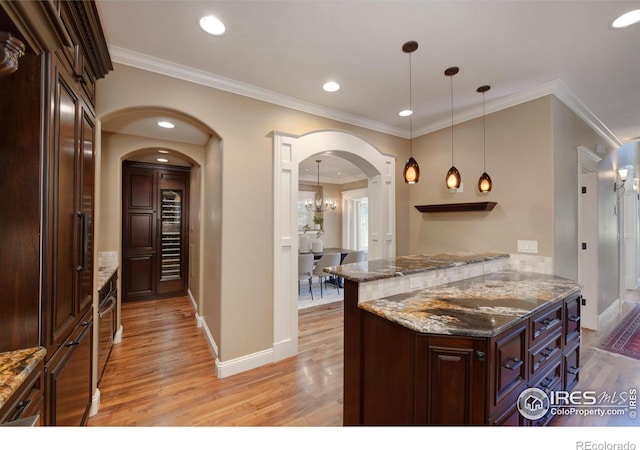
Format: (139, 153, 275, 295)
(0, 347, 46, 411)
(97, 264, 118, 292)
(324, 252, 509, 283)
(359, 270, 581, 338)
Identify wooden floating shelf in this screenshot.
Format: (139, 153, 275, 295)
(414, 201, 497, 213)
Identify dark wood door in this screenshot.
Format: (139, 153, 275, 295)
(122, 162, 189, 301)
(45, 57, 81, 354)
(0, 51, 42, 353)
(415, 335, 487, 425)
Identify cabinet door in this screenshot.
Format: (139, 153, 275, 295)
(45, 57, 80, 352)
(0, 51, 42, 353)
(415, 335, 487, 425)
(77, 106, 94, 314)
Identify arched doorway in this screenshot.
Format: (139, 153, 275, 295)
(272, 130, 396, 361)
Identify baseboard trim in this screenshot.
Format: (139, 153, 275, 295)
(113, 325, 123, 344)
(215, 348, 274, 379)
(89, 388, 100, 417)
(598, 297, 621, 331)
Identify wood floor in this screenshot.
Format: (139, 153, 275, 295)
(88, 297, 343, 426)
(88, 292, 640, 427)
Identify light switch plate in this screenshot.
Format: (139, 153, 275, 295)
(517, 239, 538, 253)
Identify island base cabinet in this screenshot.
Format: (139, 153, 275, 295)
(415, 336, 487, 425)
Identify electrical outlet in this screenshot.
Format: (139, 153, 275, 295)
(517, 239, 538, 253)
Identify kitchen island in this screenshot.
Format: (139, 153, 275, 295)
(325, 253, 582, 426)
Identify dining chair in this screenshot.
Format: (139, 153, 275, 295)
(298, 253, 315, 299)
(312, 252, 341, 297)
(341, 250, 366, 265)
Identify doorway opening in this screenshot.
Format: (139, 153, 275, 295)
(121, 160, 191, 301)
(273, 129, 396, 362)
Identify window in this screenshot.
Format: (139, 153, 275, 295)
(342, 188, 368, 251)
(298, 189, 315, 232)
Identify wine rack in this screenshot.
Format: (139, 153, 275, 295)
(161, 189, 182, 281)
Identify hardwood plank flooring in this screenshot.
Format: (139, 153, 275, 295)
(89, 292, 640, 427)
(88, 297, 343, 426)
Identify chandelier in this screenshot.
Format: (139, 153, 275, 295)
(305, 160, 337, 213)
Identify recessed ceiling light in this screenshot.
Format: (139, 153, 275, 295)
(157, 158, 169, 163)
(398, 109, 413, 117)
(611, 9, 640, 28)
(323, 81, 340, 92)
(199, 15, 226, 36)
(157, 121, 175, 129)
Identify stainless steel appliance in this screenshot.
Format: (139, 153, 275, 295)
(97, 273, 117, 382)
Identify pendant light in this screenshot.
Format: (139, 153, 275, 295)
(402, 41, 420, 184)
(305, 160, 337, 213)
(445, 67, 461, 190)
(477, 85, 493, 193)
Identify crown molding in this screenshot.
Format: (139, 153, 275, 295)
(110, 45, 622, 148)
(415, 79, 622, 149)
(109, 45, 407, 138)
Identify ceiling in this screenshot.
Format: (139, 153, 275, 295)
(96, 0, 640, 180)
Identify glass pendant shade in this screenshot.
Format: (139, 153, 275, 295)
(446, 166, 461, 189)
(404, 156, 420, 184)
(478, 172, 492, 192)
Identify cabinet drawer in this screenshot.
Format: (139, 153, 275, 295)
(564, 294, 581, 346)
(530, 302, 562, 346)
(0, 361, 44, 424)
(529, 331, 562, 378)
(488, 402, 527, 426)
(490, 322, 527, 413)
(563, 341, 580, 391)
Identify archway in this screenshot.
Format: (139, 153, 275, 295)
(272, 130, 396, 361)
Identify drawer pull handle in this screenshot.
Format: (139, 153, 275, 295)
(474, 350, 486, 361)
(503, 357, 523, 371)
(541, 347, 554, 358)
(568, 315, 580, 322)
(10, 399, 31, 422)
(540, 377, 554, 389)
(567, 365, 580, 375)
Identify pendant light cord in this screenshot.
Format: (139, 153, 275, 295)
(450, 74, 454, 166)
(482, 90, 486, 172)
(409, 50, 413, 156)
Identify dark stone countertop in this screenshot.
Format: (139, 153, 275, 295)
(359, 270, 581, 338)
(324, 252, 509, 283)
(97, 264, 118, 292)
(0, 347, 46, 411)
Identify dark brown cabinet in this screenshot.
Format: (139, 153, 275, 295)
(358, 292, 581, 426)
(122, 161, 190, 301)
(0, 0, 111, 426)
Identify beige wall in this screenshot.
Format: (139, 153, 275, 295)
(96, 63, 409, 362)
(409, 97, 554, 256)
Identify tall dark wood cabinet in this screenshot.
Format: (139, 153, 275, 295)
(122, 161, 190, 301)
(0, 1, 111, 426)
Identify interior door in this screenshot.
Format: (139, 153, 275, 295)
(122, 162, 157, 301)
(122, 162, 189, 301)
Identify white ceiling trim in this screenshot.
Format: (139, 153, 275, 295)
(415, 80, 622, 149)
(110, 45, 621, 149)
(109, 45, 407, 138)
